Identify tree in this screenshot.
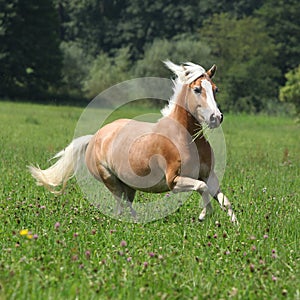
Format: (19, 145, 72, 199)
(279, 66, 300, 116)
(197, 0, 264, 18)
(0, 0, 62, 99)
(256, 0, 300, 77)
(201, 13, 280, 112)
(54, 0, 132, 58)
(56, 0, 267, 61)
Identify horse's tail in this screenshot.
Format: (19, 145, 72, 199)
(28, 135, 93, 195)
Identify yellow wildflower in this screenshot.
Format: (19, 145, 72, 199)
(20, 229, 33, 239)
(20, 229, 29, 236)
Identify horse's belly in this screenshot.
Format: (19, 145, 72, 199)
(116, 162, 170, 193)
(130, 177, 170, 193)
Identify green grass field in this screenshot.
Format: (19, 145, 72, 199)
(0, 101, 299, 300)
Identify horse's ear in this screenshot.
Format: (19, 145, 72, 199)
(164, 60, 186, 77)
(207, 65, 217, 78)
(181, 65, 191, 77)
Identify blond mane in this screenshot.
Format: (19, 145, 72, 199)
(161, 60, 206, 117)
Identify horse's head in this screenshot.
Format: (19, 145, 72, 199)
(164, 61, 223, 129)
(188, 65, 222, 128)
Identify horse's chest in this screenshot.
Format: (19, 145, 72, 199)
(178, 139, 213, 180)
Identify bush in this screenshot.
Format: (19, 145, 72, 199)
(280, 65, 300, 116)
(134, 37, 212, 78)
(58, 42, 92, 99)
(83, 47, 132, 99)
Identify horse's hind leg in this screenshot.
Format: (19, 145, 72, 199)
(106, 181, 136, 218)
(114, 185, 137, 218)
(95, 164, 137, 218)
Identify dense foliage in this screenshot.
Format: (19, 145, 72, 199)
(0, 0, 299, 112)
(0, 0, 62, 99)
(280, 65, 300, 116)
(201, 14, 281, 113)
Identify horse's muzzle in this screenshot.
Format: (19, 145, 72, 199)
(209, 113, 223, 128)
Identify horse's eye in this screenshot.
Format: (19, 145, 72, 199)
(215, 87, 219, 94)
(194, 87, 202, 94)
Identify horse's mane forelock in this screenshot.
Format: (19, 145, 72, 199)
(164, 60, 206, 84)
(161, 60, 206, 117)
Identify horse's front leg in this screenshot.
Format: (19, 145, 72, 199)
(198, 191, 213, 222)
(171, 176, 213, 221)
(207, 173, 238, 224)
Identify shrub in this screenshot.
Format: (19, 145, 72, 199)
(58, 41, 92, 99)
(280, 65, 300, 116)
(83, 47, 132, 99)
(134, 37, 212, 78)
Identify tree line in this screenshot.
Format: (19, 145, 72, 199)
(0, 0, 299, 113)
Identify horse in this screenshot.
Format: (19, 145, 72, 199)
(29, 60, 237, 223)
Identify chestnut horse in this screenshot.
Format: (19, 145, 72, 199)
(29, 61, 237, 223)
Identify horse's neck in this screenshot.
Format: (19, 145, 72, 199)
(168, 86, 203, 138)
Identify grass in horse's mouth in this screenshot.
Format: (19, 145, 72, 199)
(192, 123, 209, 141)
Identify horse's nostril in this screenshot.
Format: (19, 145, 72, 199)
(210, 114, 216, 122)
(209, 113, 222, 127)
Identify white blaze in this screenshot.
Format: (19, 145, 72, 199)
(201, 79, 218, 113)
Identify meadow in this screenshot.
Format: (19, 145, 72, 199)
(0, 101, 299, 300)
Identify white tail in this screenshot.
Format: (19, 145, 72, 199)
(28, 135, 93, 195)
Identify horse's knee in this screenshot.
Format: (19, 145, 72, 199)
(195, 180, 209, 195)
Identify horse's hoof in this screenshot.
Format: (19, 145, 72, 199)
(198, 214, 206, 222)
